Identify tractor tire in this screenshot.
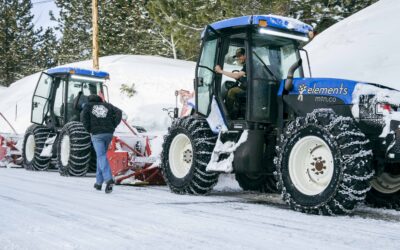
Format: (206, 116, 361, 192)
(56, 121, 91, 176)
(49, 142, 59, 170)
(235, 173, 278, 193)
(49, 156, 58, 170)
(366, 164, 400, 209)
(161, 116, 219, 194)
(275, 109, 374, 215)
(22, 124, 52, 171)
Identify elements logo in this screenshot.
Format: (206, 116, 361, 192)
(297, 84, 307, 101)
(297, 83, 349, 102)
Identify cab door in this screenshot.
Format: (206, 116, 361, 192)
(31, 73, 53, 124)
(195, 26, 219, 116)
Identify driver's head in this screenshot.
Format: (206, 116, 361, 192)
(88, 83, 97, 95)
(233, 48, 246, 64)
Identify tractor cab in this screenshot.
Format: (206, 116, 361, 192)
(32, 67, 109, 129)
(195, 15, 313, 127)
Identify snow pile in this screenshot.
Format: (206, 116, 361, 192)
(0, 55, 195, 133)
(305, 0, 400, 89)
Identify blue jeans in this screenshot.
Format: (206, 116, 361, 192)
(91, 133, 113, 185)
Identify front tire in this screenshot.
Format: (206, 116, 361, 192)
(57, 121, 91, 176)
(275, 109, 374, 215)
(22, 124, 51, 171)
(161, 116, 219, 194)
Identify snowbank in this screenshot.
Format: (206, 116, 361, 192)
(0, 55, 195, 133)
(305, 0, 400, 89)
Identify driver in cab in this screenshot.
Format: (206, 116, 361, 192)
(214, 48, 247, 118)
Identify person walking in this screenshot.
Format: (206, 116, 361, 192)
(81, 94, 122, 193)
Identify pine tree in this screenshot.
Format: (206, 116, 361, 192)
(98, 0, 167, 57)
(147, 0, 289, 60)
(52, 0, 92, 65)
(16, 0, 41, 75)
(289, 0, 378, 33)
(35, 27, 59, 70)
(0, 0, 39, 86)
(52, 0, 168, 65)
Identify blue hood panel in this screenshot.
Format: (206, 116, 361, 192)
(278, 78, 362, 104)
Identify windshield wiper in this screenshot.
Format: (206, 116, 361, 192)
(252, 51, 279, 81)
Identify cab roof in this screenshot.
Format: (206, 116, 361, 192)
(208, 15, 313, 35)
(46, 67, 110, 79)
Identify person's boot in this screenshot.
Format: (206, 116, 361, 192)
(94, 183, 102, 191)
(105, 179, 115, 194)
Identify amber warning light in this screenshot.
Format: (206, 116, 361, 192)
(258, 20, 267, 27)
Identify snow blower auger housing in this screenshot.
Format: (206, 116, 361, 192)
(161, 14, 400, 215)
(22, 67, 110, 176)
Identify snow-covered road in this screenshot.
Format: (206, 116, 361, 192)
(1, 167, 400, 250)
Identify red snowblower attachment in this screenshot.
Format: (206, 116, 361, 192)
(108, 119, 164, 185)
(0, 112, 22, 168)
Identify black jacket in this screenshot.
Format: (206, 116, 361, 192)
(80, 95, 122, 135)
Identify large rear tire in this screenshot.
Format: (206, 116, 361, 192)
(57, 121, 91, 176)
(22, 124, 51, 171)
(366, 164, 400, 209)
(275, 109, 374, 215)
(161, 116, 219, 194)
(235, 173, 277, 193)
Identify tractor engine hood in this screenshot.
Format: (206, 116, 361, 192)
(278, 77, 400, 160)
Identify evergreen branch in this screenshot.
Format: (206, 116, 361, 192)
(176, 22, 203, 31)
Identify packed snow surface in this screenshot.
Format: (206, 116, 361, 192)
(1, 168, 400, 250)
(0, 55, 195, 133)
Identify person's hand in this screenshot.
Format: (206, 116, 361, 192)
(214, 65, 223, 74)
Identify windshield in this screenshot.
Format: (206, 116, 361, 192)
(65, 76, 105, 122)
(251, 31, 302, 80)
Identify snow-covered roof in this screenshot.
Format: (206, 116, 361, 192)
(209, 15, 313, 34)
(47, 67, 110, 79)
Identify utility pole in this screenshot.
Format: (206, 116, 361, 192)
(92, 0, 99, 70)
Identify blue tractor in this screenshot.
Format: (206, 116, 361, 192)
(22, 67, 109, 176)
(161, 15, 400, 215)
